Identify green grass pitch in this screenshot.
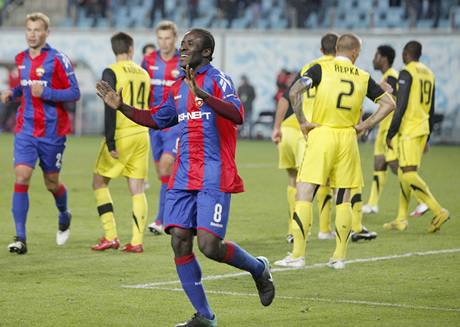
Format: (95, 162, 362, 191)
(0, 134, 459, 326)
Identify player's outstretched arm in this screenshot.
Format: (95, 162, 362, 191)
(96, 80, 160, 129)
(355, 93, 395, 135)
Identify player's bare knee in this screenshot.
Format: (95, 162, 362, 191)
(197, 232, 221, 261)
(296, 182, 317, 201)
(388, 160, 399, 175)
(170, 228, 193, 257)
(336, 188, 351, 205)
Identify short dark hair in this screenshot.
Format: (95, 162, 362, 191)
(142, 43, 156, 55)
(190, 28, 215, 62)
(404, 40, 422, 60)
(377, 45, 396, 66)
(111, 32, 133, 55)
(321, 33, 339, 55)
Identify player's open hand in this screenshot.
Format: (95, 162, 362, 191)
(354, 122, 369, 137)
(379, 81, 393, 94)
(31, 82, 44, 97)
(184, 65, 207, 99)
(96, 80, 122, 110)
(0, 90, 13, 103)
(271, 127, 282, 144)
(300, 121, 319, 138)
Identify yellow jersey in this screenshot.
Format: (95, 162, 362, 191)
(378, 67, 399, 131)
(304, 56, 385, 128)
(108, 60, 150, 139)
(398, 61, 435, 137)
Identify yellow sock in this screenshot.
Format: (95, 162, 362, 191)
(316, 186, 332, 233)
(94, 187, 117, 241)
(291, 201, 312, 258)
(287, 185, 296, 235)
(351, 187, 363, 232)
(402, 171, 442, 216)
(131, 193, 148, 245)
(332, 203, 352, 260)
(367, 171, 387, 206)
(397, 169, 412, 220)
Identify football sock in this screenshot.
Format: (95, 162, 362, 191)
(350, 188, 363, 232)
(287, 185, 296, 235)
(175, 253, 214, 320)
(401, 171, 442, 216)
(317, 186, 332, 233)
(131, 193, 148, 245)
(52, 184, 70, 229)
(222, 241, 265, 277)
(367, 171, 387, 206)
(292, 201, 312, 258)
(397, 169, 412, 219)
(332, 203, 352, 260)
(12, 183, 29, 241)
(94, 187, 117, 241)
(156, 175, 169, 225)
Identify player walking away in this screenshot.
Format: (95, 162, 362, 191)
(141, 20, 181, 236)
(97, 28, 274, 327)
(383, 41, 450, 232)
(273, 33, 338, 268)
(361, 45, 428, 220)
(1, 13, 80, 254)
(286, 33, 395, 269)
(91, 32, 151, 253)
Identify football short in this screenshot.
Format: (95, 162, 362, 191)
(398, 134, 428, 168)
(149, 125, 179, 162)
(14, 134, 66, 173)
(163, 189, 231, 239)
(374, 127, 398, 162)
(277, 126, 305, 169)
(94, 132, 149, 179)
(297, 126, 363, 188)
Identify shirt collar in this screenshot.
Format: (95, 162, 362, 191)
(195, 63, 212, 75)
(26, 43, 51, 55)
(335, 55, 352, 62)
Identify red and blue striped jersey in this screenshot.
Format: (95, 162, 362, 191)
(152, 64, 245, 193)
(12, 43, 80, 143)
(141, 49, 181, 110)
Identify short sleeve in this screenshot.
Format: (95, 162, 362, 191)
(302, 64, 322, 88)
(366, 77, 385, 102)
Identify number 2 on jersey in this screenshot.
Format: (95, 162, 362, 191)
(337, 79, 355, 110)
(128, 81, 146, 108)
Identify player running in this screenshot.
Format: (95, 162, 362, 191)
(97, 28, 275, 327)
(1, 12, 80, 254)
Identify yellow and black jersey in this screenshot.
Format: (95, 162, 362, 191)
(281, 55, 335, 129)
(387, 61, 435, 140)
(103, 60, 151, 151)
(379, 67, 399, 131)
(303, 56, 385, 128)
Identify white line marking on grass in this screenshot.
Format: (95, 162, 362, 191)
(144, 287, 460, 313)
(123, 248, 460, 289)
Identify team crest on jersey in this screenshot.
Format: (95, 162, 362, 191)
(171, 69, 180, 79)
(195, 96, 204, 108)
(36, 66, 45, 77)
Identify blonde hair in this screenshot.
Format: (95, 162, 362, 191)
(26, 12, 50, 30)
(155, 20, 178, 36)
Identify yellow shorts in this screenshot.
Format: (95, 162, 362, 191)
(277, 126, 305, 169)
(94, 132, 150, 179)
(297, 126, 363, 188)
(398, 134, 427, 168)
(374, 127, 398, 162)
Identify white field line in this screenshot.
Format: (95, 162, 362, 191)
(123, 248, 460, 289)
(145, 287, 460, 313)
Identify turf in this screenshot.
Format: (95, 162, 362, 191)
(0, 134, 459, 326)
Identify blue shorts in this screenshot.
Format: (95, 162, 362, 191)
(164, 189, 231, 239)
(14, 135, 66, 173)
(149, 126, 179, 162)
